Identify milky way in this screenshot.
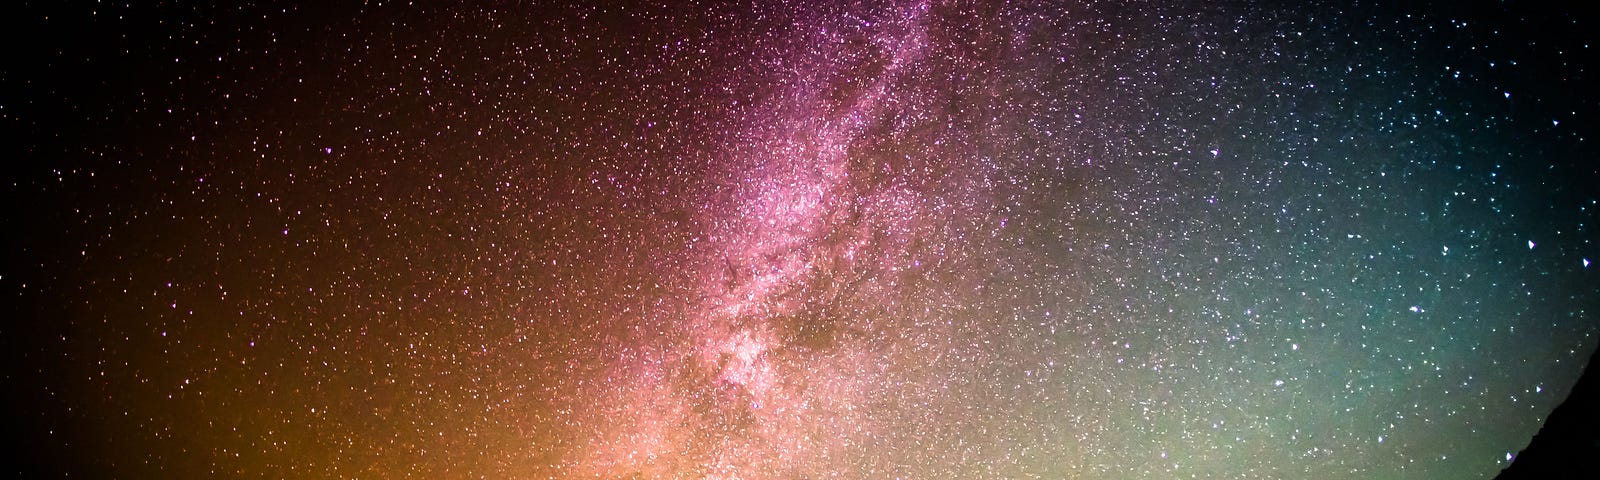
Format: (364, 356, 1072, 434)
(6, 1, 1599, 478)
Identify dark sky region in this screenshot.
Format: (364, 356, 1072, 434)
(3, 1, 1598, 478)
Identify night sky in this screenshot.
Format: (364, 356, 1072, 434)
(5, 1, 1599, 478)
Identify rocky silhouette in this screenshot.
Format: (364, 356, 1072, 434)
(1497, 350, 1600, 479)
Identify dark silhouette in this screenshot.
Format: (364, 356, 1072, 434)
(1497, 350, 1600, 479)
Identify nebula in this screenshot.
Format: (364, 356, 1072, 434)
(565, 2, 1004, 475)
(5, 1, 1598, 478)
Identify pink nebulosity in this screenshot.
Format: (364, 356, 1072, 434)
(569, 1, 953, 477)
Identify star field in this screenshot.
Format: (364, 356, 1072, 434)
(4, 1, 1599, 478)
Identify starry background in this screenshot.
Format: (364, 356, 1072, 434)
(4, 0, 1599, 478)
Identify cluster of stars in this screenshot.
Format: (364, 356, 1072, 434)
(4, 1, 1597, 479)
